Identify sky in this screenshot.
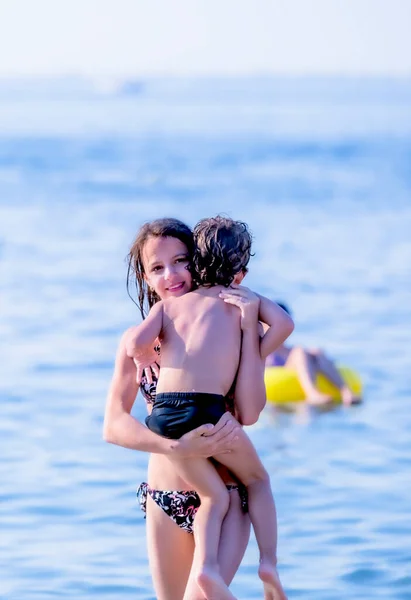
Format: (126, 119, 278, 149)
(0, 0, 410, 79)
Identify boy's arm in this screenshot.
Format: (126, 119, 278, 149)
(125, 301, 164, 359)
(256, 295, 294, 359)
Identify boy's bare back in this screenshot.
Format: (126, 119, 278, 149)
(156, 286, 242, 396)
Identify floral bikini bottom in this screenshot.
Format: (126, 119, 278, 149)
(137, 482, 248, 534)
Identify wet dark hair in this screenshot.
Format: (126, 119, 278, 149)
(126, 218, 194, 319)
(276, 302, 292, 316)
(193, 216, 253, 287)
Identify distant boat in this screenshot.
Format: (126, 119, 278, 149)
(119, 80, 145, 96)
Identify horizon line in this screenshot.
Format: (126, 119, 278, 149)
(0, 71, 410, 81)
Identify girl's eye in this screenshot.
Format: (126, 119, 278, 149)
(152, 265, 163, 272)
(176, 257, 188, 264)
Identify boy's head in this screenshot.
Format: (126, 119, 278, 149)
(193, 216, 253, 287)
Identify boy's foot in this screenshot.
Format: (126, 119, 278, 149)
(258, 562, 287, 600)
(197, 566, 237, 600)
(306, 391, 333, 406)
(341, 386, 362, 405)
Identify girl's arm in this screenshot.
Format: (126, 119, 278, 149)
(219, 287, 294, 425)
(219, 287, 266, 425)
(125, 301, 164, 360)
(234, 320, 266, 425)
(256, 294, 294, 359)
(103, 330, 240, 456)
(104, 329, 174, 453)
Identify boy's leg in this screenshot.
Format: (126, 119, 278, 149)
(172, 456, 236, 600)
(184, 487, 251, 599)
(214, 429, 287, 600)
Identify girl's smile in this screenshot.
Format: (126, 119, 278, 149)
(143, 236, 192, 300)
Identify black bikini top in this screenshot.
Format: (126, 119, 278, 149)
(139, 345, 160, 405)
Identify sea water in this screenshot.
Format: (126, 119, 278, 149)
(0, 76, 410, 599)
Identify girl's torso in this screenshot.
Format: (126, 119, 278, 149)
(147, 452, 239, 489)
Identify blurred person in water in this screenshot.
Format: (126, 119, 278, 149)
(266, 302, 361, 406)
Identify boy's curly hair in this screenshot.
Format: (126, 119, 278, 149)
(193, 216, 253, 287)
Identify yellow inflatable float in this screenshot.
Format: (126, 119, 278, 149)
(264, 365, 362, 404)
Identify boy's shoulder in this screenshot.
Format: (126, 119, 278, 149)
(161, 291, 195, 311)
(194, 284, 225, 297)
(164, 289, 202, 308)
(163, 287, 221, 312)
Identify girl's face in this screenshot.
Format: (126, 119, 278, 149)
(142, 236, 192, 300)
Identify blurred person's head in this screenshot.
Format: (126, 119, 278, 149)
(276, 301, 292, 316)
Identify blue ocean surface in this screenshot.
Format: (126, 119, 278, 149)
(0, 77, 410, 599)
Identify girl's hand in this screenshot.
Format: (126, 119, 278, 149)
(174, 412, 240, 458)
(134, 360, 160, 386)
(132, 347, 160, 385)
(219, 283, 260, 330)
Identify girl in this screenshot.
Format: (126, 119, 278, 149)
(104, 218, 272, 599)
(126, 216, 293, 600)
